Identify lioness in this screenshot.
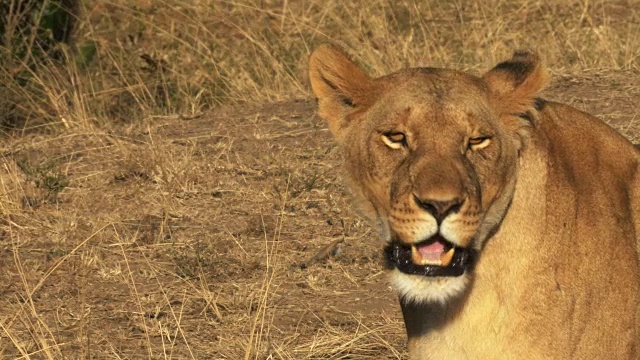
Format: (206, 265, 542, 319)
(309, 45, 640, 359)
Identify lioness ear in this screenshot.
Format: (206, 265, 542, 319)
(309, 45, 374, 136)
(482, 51, 549, 116)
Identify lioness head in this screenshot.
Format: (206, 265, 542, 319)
(309, 46, 548, 304)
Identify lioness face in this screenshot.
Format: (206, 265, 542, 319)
(309, 46, 547, 304)
(342, 72, 522, 304)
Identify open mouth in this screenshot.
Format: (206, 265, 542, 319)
(384, 234, 476, 277)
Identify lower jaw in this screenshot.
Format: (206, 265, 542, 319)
(390, 269, 470, 304)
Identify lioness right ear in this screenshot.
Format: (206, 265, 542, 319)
(309, 45, 374, 137)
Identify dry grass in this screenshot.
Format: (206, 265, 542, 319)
(1, 0, 640, 359)
(2, 0, 640, 130)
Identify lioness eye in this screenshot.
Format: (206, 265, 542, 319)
(382, 132, 406, 149)
(468, 136, 491, 151)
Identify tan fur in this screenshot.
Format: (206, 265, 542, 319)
(309, 45, 640, 359)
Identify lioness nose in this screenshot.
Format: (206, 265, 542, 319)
(413, 195, 463, 223)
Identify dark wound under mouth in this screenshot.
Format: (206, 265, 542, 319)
(384, 241, 476, 277)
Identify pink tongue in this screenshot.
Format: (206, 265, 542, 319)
(417, 241, 445, 261)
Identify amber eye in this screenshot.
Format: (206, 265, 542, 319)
(468, 136, 491, 151)
(381, 132, 407, 149)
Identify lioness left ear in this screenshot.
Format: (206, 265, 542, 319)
(482, 51, 549, 116)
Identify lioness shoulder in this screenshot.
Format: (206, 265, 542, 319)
(309, 45, 640, 359)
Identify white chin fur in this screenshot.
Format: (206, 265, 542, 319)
(390, 269, 469, 304)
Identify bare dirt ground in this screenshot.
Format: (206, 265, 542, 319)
(1, 68, 640, 359)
